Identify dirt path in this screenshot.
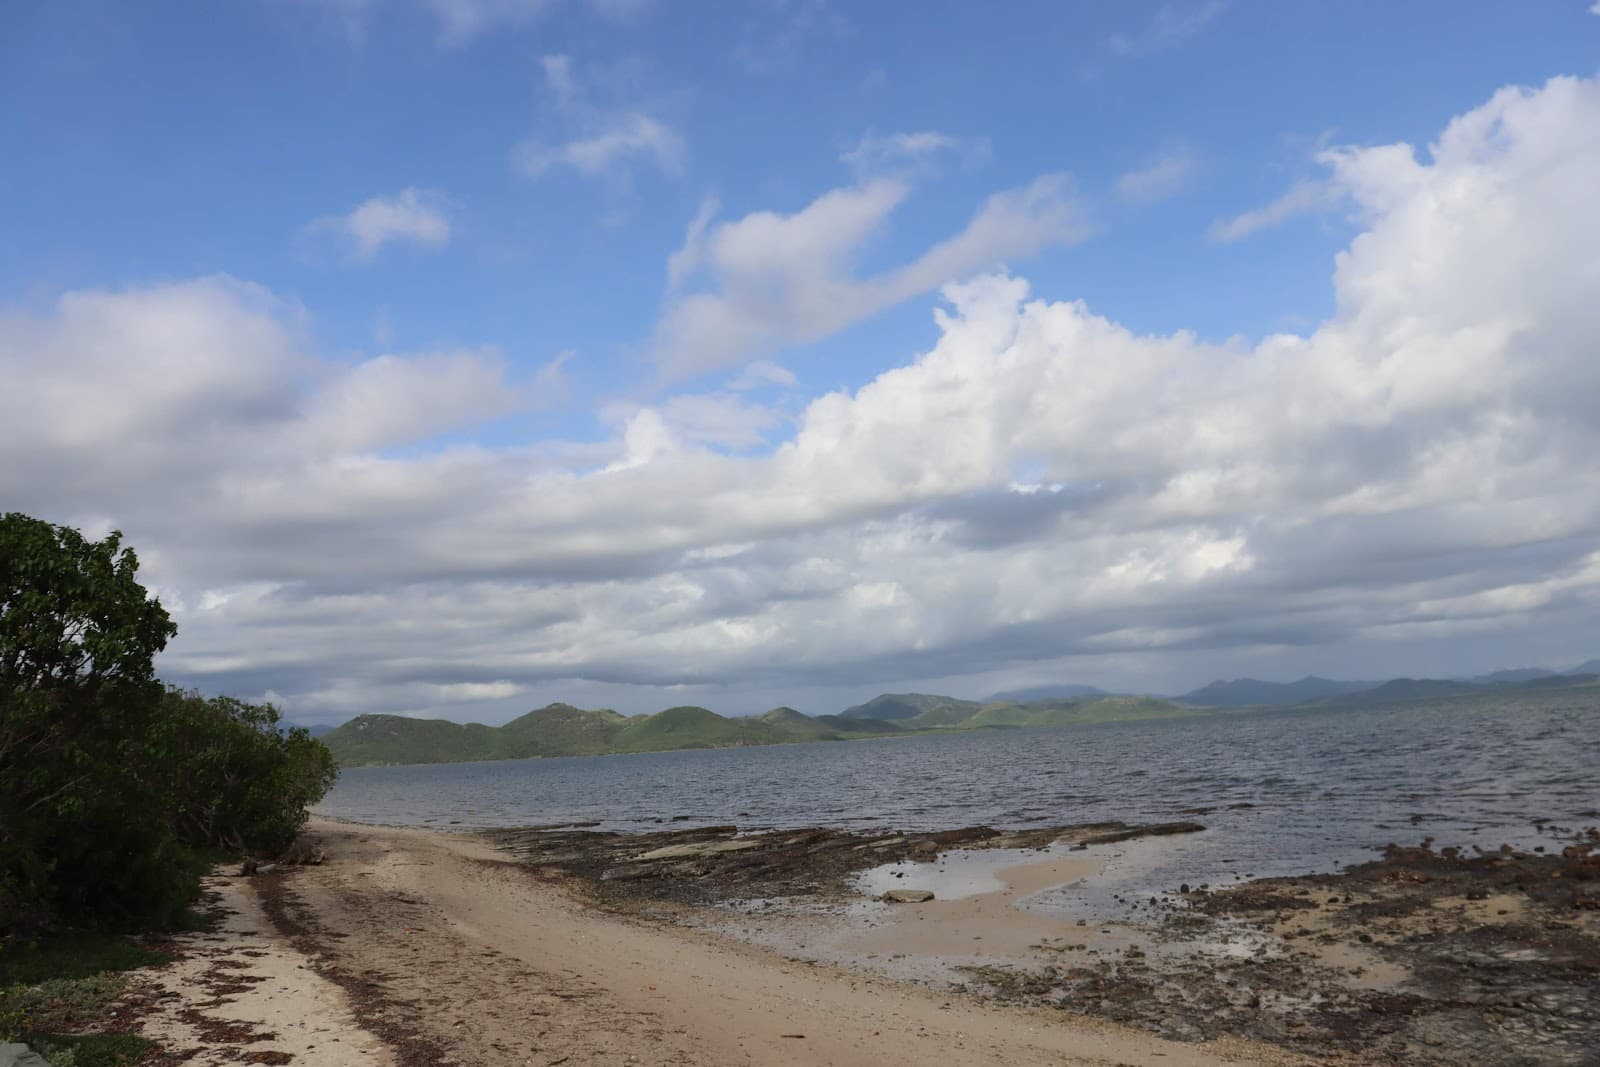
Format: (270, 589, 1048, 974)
(132, 875, 394, 1065)
(257, 819, 1305, 1067)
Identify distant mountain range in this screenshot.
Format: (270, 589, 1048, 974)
(323, 702, 912, 767)
(324, 693, 1195, 767)
(318, 658, 1600, 767)
(841, 693, 1186, 730)
(987, 683, 1108, 702)
(1172, 659, 1600, 709)
(1175, 676, 1375, 708)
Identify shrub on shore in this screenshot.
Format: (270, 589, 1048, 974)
(0, 512, 337, 937)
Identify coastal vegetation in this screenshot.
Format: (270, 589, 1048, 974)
(0, 513, 337, 1054)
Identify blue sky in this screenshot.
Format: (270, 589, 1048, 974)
(10, 1, 1595, 413)
(5, 2, 1600, 721)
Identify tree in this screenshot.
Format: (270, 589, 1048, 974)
(2, 514, 339, 934)
(1, 514, 182, 928)
(0, 515, 176, 698)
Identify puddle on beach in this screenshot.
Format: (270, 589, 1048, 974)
(685, 831, 1364, 1002)
(853, 846, 1045, 901)
(693, 838, 1197, 985)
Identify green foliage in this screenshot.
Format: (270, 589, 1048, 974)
(1, 513, 336, 936)
(160, 690, 337, 854)
(1, 513, 180, 931)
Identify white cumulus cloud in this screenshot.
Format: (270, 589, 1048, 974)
(513, 53, 684, 184)
(654, 174, 1089, 377)
(1107, 1, 1228, 58)
(840, 130, 988, 178)
(1209, 178, 1335, 241)
(306, 188, 453, 261)
(425, 0, 552, 45)
(515, 113, 685, 180)
(7, 75, 1600, 720)
(1115, 145, 1198, 203)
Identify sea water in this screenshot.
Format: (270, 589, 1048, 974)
(318, 690, 1600, 893)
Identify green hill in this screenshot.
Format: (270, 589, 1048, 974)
(498, 702, 628, 756)
(612, 705, 769, 752)
(813, 714, 907, 735)
(963, 695, 1196, 729)
(842, 692, 985, 726)
(324, 703, 904, 766)
(320, 714, 508, 765)
(757, 706, 841, 740)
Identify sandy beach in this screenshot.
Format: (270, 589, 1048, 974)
(120, 814, 1599, 1065)
(153, 817, 1306, 1067)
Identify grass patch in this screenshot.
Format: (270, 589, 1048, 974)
(0, 932, 167, 987)
(0, 928, 178, 1056)
(27, 1032, 157, 1067)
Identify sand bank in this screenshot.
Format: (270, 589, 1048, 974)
(189, 818, 1304, 1066)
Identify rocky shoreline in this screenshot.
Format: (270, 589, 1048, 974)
(488, 819, 1600, 1065)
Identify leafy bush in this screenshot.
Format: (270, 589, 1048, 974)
(161, 689, 337, 854)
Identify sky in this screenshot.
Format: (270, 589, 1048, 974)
(3, 1, 1600, 724)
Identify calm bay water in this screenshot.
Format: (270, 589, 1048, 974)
(318, 691, 1600, 890)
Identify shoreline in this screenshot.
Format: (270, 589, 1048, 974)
(115, 815, 1599, 1064)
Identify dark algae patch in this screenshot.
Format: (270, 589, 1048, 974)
(965, 830, 1600, 1065)
(488, 818, 1206, 908)
(253, 870, 454, 1067)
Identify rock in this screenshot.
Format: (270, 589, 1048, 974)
(635, 839, 762, 861)
(601, 864, 657, 881)
(883, 888, 935, 903)
(0, 1043, 51, 1067)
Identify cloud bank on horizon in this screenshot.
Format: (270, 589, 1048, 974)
(4, 4, 1599, 723)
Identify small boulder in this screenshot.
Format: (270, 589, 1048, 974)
(0, 1043, 52, 1067)
(636, 839, 762, 861)
(882, 888, 935, 904)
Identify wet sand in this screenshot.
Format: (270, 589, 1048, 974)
(488, 817, 1600, 1064)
